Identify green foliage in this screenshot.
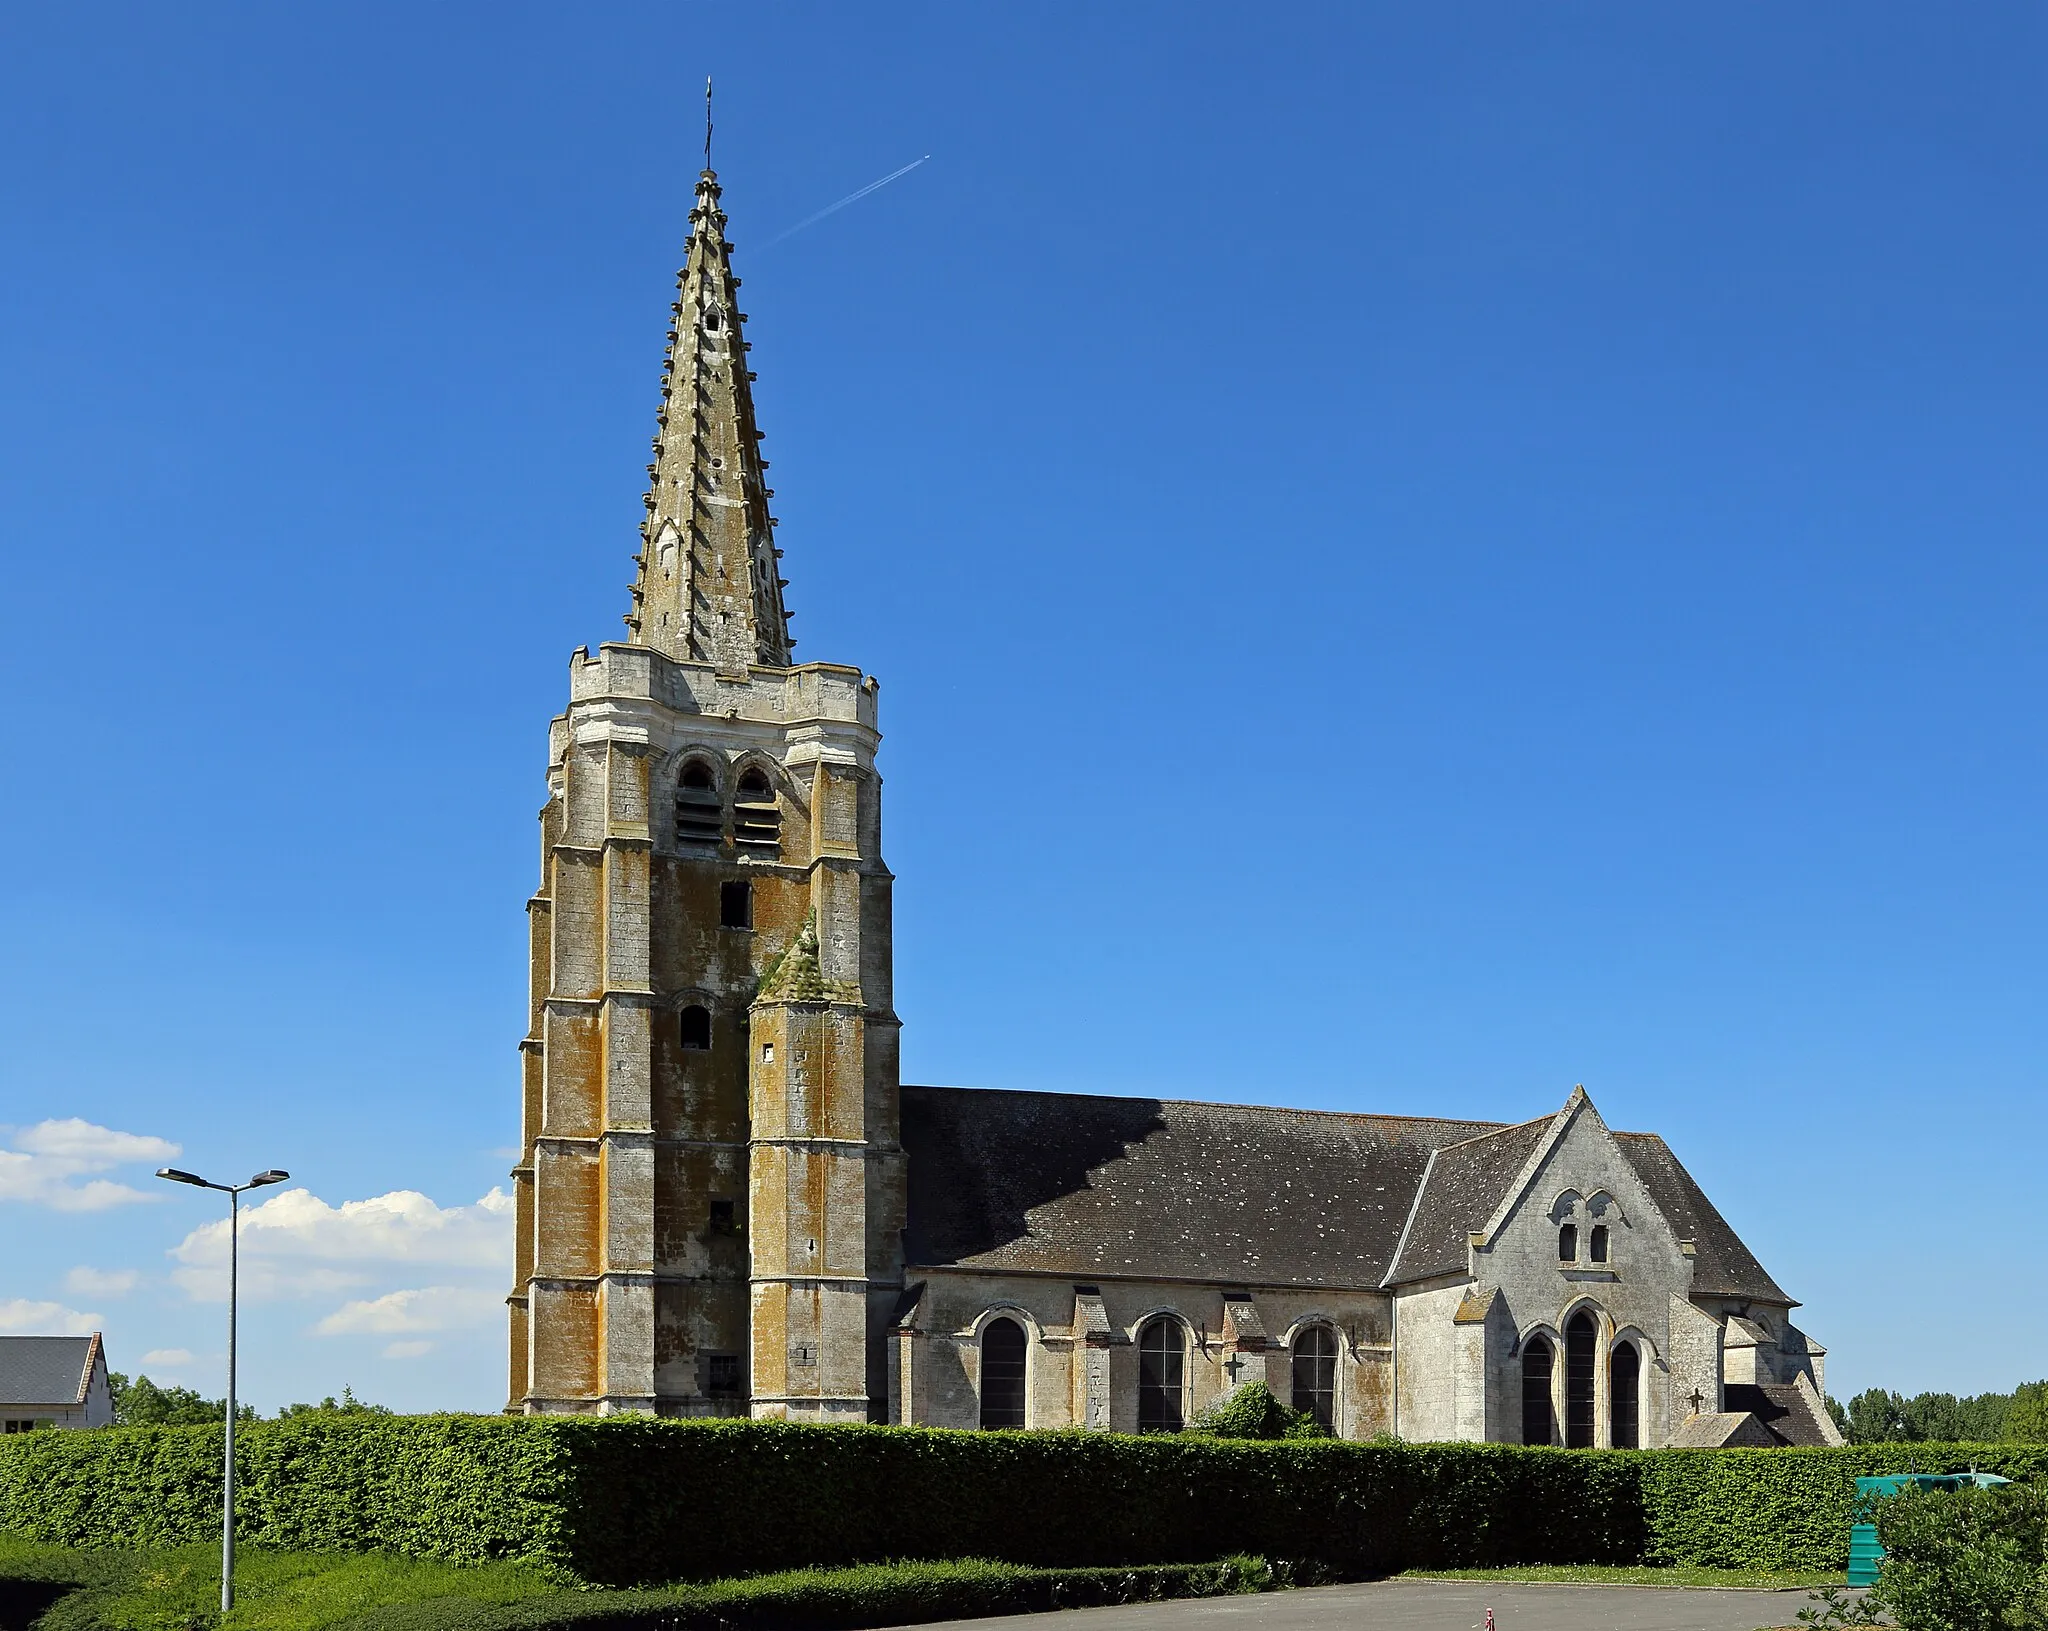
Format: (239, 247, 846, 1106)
(2007, 1385, 2048, 1445)
(0, 1539, 1274, 1631)
(275, 1388, 393, 1422)
(109, 1373, 259, 1429)
(1865, 1482, 2048, 1631)
(1185, 1382, 1329, 1441)
(8, 1415, 2048, 1589)
(1837, 1387, 2017, 1444)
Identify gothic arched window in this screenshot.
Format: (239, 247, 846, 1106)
(1590, 1224, 1610, 1264)
(675, 760, 722, 846)
(1566, 1311, 1598, 1448)
(1137, 1316, 1186, 1433)
(978, 1317, 1027, 1430)
(1291, 1325, 1338, 1434)
(1611, 1339, 1640, 1449)
(1522, 1335, 1555, 1445)
(679, 1005, 711, 1051)
(734, 767, 781, 850)
(1558, 1223, 1578, 1263)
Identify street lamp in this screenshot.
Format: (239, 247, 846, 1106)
(156, 1165, 290, 1613)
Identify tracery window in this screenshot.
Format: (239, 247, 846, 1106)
(1137, 1316, 1186, 1433)
(1565, 1311, 1598, 1448)
(978, 1316, 1027, 1430)
(1589, 1224, 1610, 1264)
(675, 760, 722, 845)
(1610, 1339, 1640, 1448)
(1290, 1325, 1338, 1434)
(1558, 1223, 1578, 1263)
(1521, 1335, 1555, 1445)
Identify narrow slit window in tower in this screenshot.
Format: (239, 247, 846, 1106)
(734, 768, 781, 850)
(720, 881, 752, 929)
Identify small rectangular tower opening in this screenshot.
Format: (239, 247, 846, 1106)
(719, 881, 752, 929)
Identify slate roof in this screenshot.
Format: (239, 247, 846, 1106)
(900, 1086, 1497, 1288)
(1669, 1410, 1779, 1448)
(1384, 1117, 1552, 1285)
(1724, 1383, 1838, 1447)
(0, 1335, 98, 1407)
(900, 1085, 1792, 1306)
(1613, 1133, 1789, 1303)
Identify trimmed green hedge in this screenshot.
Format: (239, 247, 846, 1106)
(3, 1416, 2043, 1587)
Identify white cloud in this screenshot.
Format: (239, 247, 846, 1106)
(0, 1119, 180, 1212)
(382, 1340, 434, 1359)
(0, 1298, 101, 1334)
(315, 1286, 502, 1336)
(65, 1266, 140, 1297)
(172, 1188, 514, 1303)
(140, 1348, 193, 1367)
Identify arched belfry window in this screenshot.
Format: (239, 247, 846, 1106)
(1565, 1311, 1598, 1448)
(978, 1317, 1027, 1430)
(1558, 1223, 1579, 1263)
(1137, 1317, 1186, 1433)
(1291, 1325, 1338, 1434)
(1522, 1335, 1555, 1445)
(1611, 1339, 1640, 1448)
(734, 767, 781, 850)
(676, 761, 722, 846)
(679, 1005, 711, 1051)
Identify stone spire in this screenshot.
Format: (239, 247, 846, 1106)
(624, 168, 793, 669)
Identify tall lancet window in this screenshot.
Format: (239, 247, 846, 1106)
(978, 1317, 1027, 1430)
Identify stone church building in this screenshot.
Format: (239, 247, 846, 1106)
(505, 163, 1837, 1451)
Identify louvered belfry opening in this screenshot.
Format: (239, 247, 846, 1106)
(1521, 1335, 1555, 1444)
(676, 760, 722, 846)
(978, 1317, 1027, 1430)
(733, 767, 781, 850)
(1566, 1311, 1598, 1447)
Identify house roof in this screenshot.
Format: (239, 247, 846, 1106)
(0, 1335, 100, 1407)
(900, 1085, 1793, 1307)
(1669, 1410, 1779, 1448)
(900, 1086, 1497, 1288)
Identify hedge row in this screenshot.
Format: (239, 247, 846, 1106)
(3, 1416, 2043, 1587)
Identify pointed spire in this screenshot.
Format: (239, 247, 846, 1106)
(623, 158, 793, 669)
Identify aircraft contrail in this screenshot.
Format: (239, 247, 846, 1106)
(755, 156, 932, 251)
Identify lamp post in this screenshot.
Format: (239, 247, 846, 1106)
(156, 1165, 289, 1613)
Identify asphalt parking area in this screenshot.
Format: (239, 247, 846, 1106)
(919, 1578, 1817, 1631)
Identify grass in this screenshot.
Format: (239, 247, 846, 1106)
(0, 1539, 1281, 1631)
(1399, 1563, 1851, 1590)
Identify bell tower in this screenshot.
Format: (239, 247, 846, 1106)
(507, 157, 904, 1419)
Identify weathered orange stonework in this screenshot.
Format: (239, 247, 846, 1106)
(506, 168, 903, 1418)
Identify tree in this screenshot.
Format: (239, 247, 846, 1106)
(274, 1385, 392, 1419)
(2004, 1382, 2048, 1444)
(1186, 1381, 1330, 1440)
(1837, 1387, 2013, 1444)
(107, 1371, 255, 1427)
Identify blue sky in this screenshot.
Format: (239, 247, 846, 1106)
(2, 3, 2043, 1413)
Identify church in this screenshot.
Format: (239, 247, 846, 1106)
(504, 160, 1837, 1451)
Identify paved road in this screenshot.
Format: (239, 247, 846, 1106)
(920, 1579, 1819, 1631)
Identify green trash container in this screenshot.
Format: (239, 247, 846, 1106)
(1848, 1473, 2011, 1586)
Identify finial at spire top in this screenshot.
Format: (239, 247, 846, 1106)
(704, 76, 714, 173)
